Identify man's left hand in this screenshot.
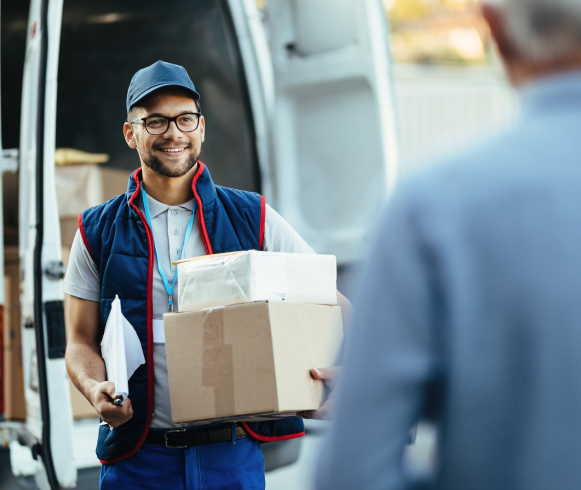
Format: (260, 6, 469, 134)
(298, 367, 340, 421)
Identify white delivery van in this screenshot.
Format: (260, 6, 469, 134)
(0, 0, 398, 487)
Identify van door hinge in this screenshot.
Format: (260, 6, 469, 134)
(44, 261, 66, 281)
(1, 149, 18, 173)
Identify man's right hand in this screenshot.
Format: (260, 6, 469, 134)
(90, 381, 134, 427)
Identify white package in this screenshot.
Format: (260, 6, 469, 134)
(177, 251, 337, 312)
(101, 295, 145, 404)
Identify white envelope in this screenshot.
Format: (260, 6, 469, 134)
(100, 295, 145, 405)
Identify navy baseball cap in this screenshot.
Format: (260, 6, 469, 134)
(126, 61, 200, 113)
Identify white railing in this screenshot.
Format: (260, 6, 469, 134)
(393, 63, 519, 173)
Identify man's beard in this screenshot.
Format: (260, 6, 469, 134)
(141, 143, 201, 178)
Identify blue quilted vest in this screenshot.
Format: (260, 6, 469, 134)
(79, 163, 305, 464)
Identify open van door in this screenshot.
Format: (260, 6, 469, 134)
(19, 0, 76, 487)
(264, 0, 399, 263)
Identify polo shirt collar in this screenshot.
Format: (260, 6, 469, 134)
(520, 69, 581, 118)
(126, 163, 216, 214)
(145, 193, 195, 219)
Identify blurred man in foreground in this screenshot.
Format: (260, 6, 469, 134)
(316, 1, 581, 489)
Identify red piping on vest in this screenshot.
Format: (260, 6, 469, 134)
(259, 195, 266, 251)
(77, 213, 94, 260)
(241, 422, 305, 442)
(99, 168, 155, 465)
(191, 161, 213, 255)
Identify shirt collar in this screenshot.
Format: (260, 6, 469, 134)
(520, 70, 581, 117)
(144, 193, 195, 219)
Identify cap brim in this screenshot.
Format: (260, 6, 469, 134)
(130, 82, 200, 110)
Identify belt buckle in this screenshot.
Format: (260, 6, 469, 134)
(164, 428, 187, 449)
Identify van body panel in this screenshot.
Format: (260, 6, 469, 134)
(266, 0, 399, 263)
(227, 0, 276, 201)
(19, 0, 77, 486)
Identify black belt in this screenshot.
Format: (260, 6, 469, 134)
(145, 424, 247, 449)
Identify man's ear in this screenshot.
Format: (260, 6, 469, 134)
(199, 116, 206, 143)
(481, 3, 517, 61)
(123, 122, 138, 149)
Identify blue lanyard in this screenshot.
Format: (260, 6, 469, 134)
(141, 185, 195, 312)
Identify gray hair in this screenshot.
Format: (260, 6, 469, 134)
(484, 0, 581, 62)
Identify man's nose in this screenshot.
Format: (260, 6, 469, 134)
(163, 120, 183, 138)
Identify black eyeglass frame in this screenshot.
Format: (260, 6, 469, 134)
(130, 112, 203, 135)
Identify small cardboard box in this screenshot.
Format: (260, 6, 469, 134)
(164, 301, 343, 424)
(176, 251, 337, 313)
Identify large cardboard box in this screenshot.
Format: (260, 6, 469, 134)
(164, 301, 343, 424)
(177, 251, 337, 313)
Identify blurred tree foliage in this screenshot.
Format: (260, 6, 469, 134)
(390, 0, 475, 26)
(389, 0, 433, 25)
(388, 0, 489, 65)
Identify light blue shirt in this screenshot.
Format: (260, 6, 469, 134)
(315, 71, 581, 490)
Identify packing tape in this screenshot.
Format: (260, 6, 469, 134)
(201, 308, 236, 418)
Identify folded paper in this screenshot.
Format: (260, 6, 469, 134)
(101, 295, 145, 405)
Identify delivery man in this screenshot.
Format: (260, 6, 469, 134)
(63, 61, 348, 489)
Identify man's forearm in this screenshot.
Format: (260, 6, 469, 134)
(65, 293, 133, 426)
(65, 341, 107, 407)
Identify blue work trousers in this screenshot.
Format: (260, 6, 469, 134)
(99, 432, 265, 489)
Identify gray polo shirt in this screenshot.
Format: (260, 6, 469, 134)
(63, 192, 314, 428)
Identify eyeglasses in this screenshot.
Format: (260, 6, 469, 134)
(131, 112, 202, 135)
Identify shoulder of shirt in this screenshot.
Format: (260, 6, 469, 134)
(264, 203, 284, 223)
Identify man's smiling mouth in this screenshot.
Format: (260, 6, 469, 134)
(159, 148, 186, 153)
